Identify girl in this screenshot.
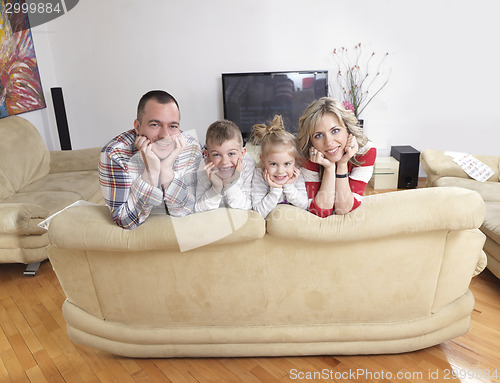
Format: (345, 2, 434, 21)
(251, 115, 309, 217)
(297, 97, 376, 217)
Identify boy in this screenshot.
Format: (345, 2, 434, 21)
(195, 120, 255, 212)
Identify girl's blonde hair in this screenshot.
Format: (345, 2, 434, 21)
(297, 97, 368, 166)
(251, 115, 304, 167)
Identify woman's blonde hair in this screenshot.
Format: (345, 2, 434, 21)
(252, 115, 304, 167)
(297, 97, 368, 166)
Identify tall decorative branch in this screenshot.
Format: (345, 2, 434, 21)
(331, 43, 390, 119)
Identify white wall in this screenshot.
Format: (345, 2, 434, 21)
(25, 0, 499, 165)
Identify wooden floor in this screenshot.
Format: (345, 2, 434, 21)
(0, 260, 499, 383)
(1, 179, 499, 383)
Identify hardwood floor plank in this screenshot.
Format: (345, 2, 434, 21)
(184, 358, 242, 383)
(132, 359, 172, 383)
(32, 349, 66, 383)
(0, 348, 29, 383)
(0, 230, 499, 383)
(0, 358, 11, 382)
(25, 365, 49, 383)
(155, 359, 200, 383)
(217, 359, 264, 383)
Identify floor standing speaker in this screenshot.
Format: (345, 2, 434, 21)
(51, 87, 72, 150)
(390, 145, 420, 189)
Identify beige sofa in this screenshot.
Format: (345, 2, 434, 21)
(47, 186, 486, 357)
(421, 149, 500, 279)
(0, 116, 102, 275)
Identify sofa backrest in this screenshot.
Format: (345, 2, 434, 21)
(0, 116, 50, 199)
(475, 154, 500, 182)
(421, 150, 500, 184)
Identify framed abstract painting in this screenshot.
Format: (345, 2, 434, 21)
(1, 0, 46, 118)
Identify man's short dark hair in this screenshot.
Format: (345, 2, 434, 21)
(137, 90, 180, 122)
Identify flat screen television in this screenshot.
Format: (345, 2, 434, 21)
(222, 70, 328, 140)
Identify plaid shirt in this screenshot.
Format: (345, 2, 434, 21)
(99, 129, 202, 229)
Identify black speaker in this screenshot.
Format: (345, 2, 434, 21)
(390, 145, 420, 189)
(51, 87, 72, 150)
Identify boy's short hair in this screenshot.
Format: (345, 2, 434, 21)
(205, 120, 243, 148)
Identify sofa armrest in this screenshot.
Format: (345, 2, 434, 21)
(266, 187, 485, 242)
(49, 147, 101, 173)
(420, 149, 471, 186)
(48, 206, 265, 252)
(0, 203, 49, 234)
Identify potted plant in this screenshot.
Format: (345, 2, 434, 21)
(331, 43, 390, 125)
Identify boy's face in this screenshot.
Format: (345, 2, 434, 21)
(206, 138, 245, 179)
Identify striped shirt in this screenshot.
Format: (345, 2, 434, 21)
(99, 129, 202, 229)
(301, 142, 376, 217)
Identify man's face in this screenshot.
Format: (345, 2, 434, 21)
(134, 100, 180, 160)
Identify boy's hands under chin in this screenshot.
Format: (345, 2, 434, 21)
(222, 156, 243, 187)
(204, 161, 224, 194)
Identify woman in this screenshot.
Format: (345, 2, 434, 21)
(297, 97, 376, 217)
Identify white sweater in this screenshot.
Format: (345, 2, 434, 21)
(195, 153, 256, 213)
(251, 167, 309, 217)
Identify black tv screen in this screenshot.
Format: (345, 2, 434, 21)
(222, 70, 328, 140)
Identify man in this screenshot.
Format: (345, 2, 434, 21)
(99, 90, 202, 229)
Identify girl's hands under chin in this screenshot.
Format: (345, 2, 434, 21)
(264, 168, 282, 189)
(285, 167, 301, 185)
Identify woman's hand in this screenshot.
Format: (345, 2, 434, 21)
(339, 134, 358, 164)
(309, 147, 335, 169)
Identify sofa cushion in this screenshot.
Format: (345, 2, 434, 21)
(49, 206, 266, 252)
(482, 202, 500, 246)
(266, 187, 486, 242)
(0, 168, 15, 200)
(0, 203, 48, 234)
(1, 191, 83, 217)
(20, 171, 100, 201)
(435, 177, 500, 202)
(475, 154, 500, 182)
(422, 150, 499, 182)
(0, 116, 50, 193)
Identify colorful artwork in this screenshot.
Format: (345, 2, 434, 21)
(1, 0, 46, 118)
